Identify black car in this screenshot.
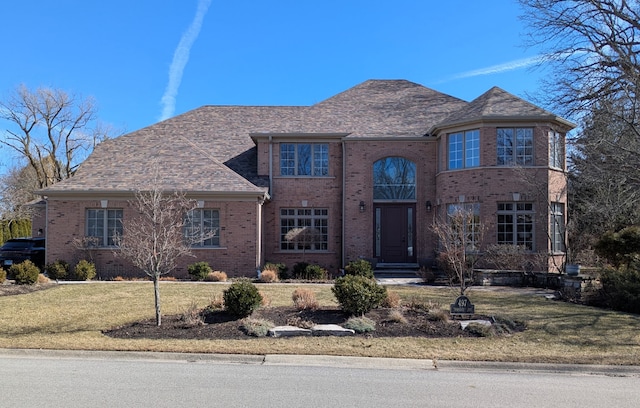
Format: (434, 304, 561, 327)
(0, 237, 46, 269)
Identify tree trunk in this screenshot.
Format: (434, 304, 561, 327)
(153, 276, 162, 326)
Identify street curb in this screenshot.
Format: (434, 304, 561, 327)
(2, 349, 639, 376)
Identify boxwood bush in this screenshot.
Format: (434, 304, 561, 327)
(332, 274, 387, 316)
(223, 279, 263, 318)
(344, 259, 374, 278)
(46, 260, 70, 280)
(187, 261, 212, 281)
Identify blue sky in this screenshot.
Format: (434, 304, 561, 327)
(1, 0, 548, 167)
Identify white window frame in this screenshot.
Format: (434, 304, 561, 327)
(497, 202, 535, 250)
(549, 131, 564, 169)
(550, 202, 565, 253)
(184, 209, 220, 247)
(497, 128, 534, 166)
(280, 143, 329, 176)
(86, 208, 123, 247)
(448, 129, 480, 169)
(280, 208, 328, 251)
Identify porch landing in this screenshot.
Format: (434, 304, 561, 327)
(374, 263, 420, 279)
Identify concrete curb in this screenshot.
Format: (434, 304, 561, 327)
(2, 348, 639, 377)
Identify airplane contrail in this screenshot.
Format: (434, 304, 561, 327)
(435, 55, 545, 84)
(160, 0, 212, 121)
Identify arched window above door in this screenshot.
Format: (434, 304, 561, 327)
(373, 157, 416, 200)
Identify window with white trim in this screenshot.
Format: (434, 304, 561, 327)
(184, 209, 220, 247)
(550, 202, 565, 253)
(280, 143, 329, 176)
(549, 131, 564, 169)
(497, 128, 533, 165)
(280, 208, 328, 251)
(497, 202, 534, 250)
(446, 203, 481, 250)
(86, 209, 123, 247)
(448, 129, 480, 169)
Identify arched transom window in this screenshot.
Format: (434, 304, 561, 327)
(373, 157, 416, 200)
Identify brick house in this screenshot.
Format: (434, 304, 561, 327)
(37, 80, 574, 278)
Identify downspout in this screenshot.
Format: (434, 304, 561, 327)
(256, 196, 263, 276)
(341, 139, 346, 268)
(268, 135, 273, 199)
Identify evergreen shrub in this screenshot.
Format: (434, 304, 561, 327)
(223, 279, 263, 318)
(344, 259, 374, 278)
(74, 260, 96, 281)
(11, 260, 40, 285)
(46, 260, 70, 280)
(187, 261, 212, 281)
(332, 275, 387, 316)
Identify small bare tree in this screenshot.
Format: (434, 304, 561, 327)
(115, 186, 196, 326)
(432, 205, 485, 296)
(284, 226, 323, 262)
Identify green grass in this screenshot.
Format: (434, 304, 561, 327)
(1, 282, 639, 365)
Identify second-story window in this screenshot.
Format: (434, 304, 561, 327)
(549, 131, 564, 169)
(448, 129, 480, 169)
(497, 128, 533, 166)
(280, 143, 329, 176)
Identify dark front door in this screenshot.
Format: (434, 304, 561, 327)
(375, 203, 416, 263)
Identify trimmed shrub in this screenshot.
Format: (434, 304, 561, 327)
(263, 262, 288, 280)
(46, 260, 69, 280)
(11, 260, 40, 285)
(205, 270, 228, 282)
(292, 288, 319, 310)
(332, 275, 387, 316)
(241, 318, 275, 337)
(299, 264, 328, 280)
(0, 267, 6, 283)
(74, 260, 96, 281)
(343, 316, 376, 333)
(187, 261, 212, 281)
(223, 279, 263, 318)
(259, 269, 278, 283)
(292, 262, 309, 279)
(344, 259, 374, 278)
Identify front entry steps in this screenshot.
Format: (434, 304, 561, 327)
(374, 263, 420, 279)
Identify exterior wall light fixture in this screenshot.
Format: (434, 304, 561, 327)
(426, 200, 432, 212)
(359, 201, 366, 213)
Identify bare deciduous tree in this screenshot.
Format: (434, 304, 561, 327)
(432, 206, 485, 296)
(114, 186, 196, 326)
(0, 85, 112, 190)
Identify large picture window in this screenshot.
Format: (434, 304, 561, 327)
(497, 202, 534, 250)
(448, 129, 480, 169)
(497, 128, 533, 165)
(280, 143, 329, 176)
(280, 208, 328, 251)
(184, 209, 220, 247)
(86, 209, 123, 247)
(373, 157, 416, 200)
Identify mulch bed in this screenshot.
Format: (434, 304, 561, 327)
(103, 306, 499, 340)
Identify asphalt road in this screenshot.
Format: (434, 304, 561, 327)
(1, 350, 639, 408)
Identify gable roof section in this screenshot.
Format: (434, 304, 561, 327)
(430, 87, 575, 132)
(42, 106, 306, 196)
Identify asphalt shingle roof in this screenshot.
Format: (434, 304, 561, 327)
(41, 80, 570, 195)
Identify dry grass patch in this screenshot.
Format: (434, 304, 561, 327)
(1, 282, 639, 365)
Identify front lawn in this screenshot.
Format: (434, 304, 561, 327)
(1, 282, 639, 365)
